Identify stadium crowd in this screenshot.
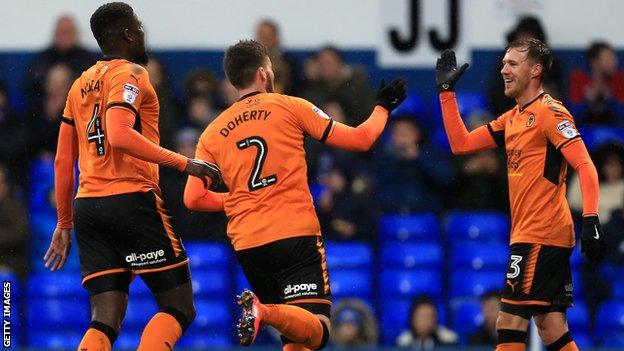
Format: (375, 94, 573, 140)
(1, 13, 624, 349)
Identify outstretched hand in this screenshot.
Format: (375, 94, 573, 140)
(185, 158, 223, 188)
(44, 227, 72, 271)
(436, 49, 469, 92)
(375, 78, 408, 113)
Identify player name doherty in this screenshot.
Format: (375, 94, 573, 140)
(220, 110, 272, 137)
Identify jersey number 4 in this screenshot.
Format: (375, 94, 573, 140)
(237, 136, 277, 191)
(87, 103, 105, 156)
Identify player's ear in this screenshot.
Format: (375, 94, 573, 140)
(532, 63, 543, 79)
(258, 66, 267, 82)
(122, 28, 133, 43)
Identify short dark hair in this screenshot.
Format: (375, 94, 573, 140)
(506, 38, 553, 78)
(586, 41, 613, 62)
(317, 45, 343, 63)
(90, 2, 135, 49)
(223, 40, 269, 89)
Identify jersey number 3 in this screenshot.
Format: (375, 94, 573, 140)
(237, 136, 277, 191)
(87, 103, 106, 156)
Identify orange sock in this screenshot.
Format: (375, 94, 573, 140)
(560, 341, 579, 351)
(496, 343, 526, 351)
(77, 328, 112, 351)
(283, 343, 312, 351)
(260, 304, 324, 349)
(137, 312, 183, 351)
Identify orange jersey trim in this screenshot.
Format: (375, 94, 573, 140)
(522, 244, 541, 295)
(82, 268, 129, 285)
(132, 258, 189, 275)
(316, 238, 331, 295)
(286, 298, 332, 306)
(500, 298, 551, 306)
(154, 193, 182, 257)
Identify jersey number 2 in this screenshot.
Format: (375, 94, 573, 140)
(237, 136, 277, 191)
(87, 103, 105, 156)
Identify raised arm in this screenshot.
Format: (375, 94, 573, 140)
(323, 78, 407, 151)
(436, 50, 497, 155)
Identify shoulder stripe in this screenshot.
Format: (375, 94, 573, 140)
(487, 123, 505, 147)
(319, 120, 334, 143)
(107, 102, 138, 116)
(61, 117, 75, 126)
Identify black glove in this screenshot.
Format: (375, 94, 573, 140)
(375, 78, 407, 113)
(580, 215, 606, 262)
(435, 49, 469, 92)
(185, 158, 223, 188)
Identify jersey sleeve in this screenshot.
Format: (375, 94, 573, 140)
(62, 81, 77, 126)
(107, 65, 151, 115)
(195, 130, 217, 164)
(289, 97, 334, 142)
(541, 104, 581, 149)
(487, 112, 508, 147)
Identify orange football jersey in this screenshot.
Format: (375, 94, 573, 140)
(62, 58, 161, 198)
(195, 92, 333, 250)
(489, 93, 579, 248)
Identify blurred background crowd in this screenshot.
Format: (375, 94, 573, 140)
(1, 7, 624, 350)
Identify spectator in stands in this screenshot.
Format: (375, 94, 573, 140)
(0, 165, 28, 278)
(146, 56, 178, 149)
(487, 16, 564, 116)
(159, 128, 227, 240)
(452, 111, 508, 210)
(183, 68, 221, 107)
(396, 295, 458, 348)
(180, 94, 221, 130)
(317, 167, 376, 241)
(255, 19, 301, 94)
(331, 298, 378, 347)
(0, 79, 28, 189)
(23, 15, 94, 113)
(301, 46, 375, 125)
(569, 143, 624, 222)
(374, 115, 455, 213)
(569, 41, 624, 125)
(28, 63, 73, 155)
(468, 290, 500, 346)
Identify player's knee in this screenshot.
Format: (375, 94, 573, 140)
(535, 320, 568, 345)
(160, 306, 195, 333)
(316, 319, 330, 350)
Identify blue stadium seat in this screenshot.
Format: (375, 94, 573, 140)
(27, 298, 89, 328)
(450, 243, 508, 271)
(595, 301, 624, 334)
(331, 269, 372, 300)
(455, 92, 488, 116)
(194, 299, 230, 327)
(378, 213, 440, 242)
(325, 241, 372, 269)
(392, 92, 427, 118)
(177, 329, 233, 348)
(600, 332, 624, 347)
(191, 270, 230, 297)
(571, 269, 584, 299)
(124, 298, 157, 328)
(380, 269, 442, 299)
(236, 267, 251, 293)
(115, 329, 141, 349)
(450, 270, 502, 298)
(567, 302, 589, 335)
(185, 241, 232, 270)
(27, 272, 85, 299)
(571, 332, 591, 349)
(579, 126, 624, 151)
(450, 298, 482, 335)
(431, 127, 451, 151)
(381, 242, 443, 269)
(612, 279, 624, 300)
(570, 245, 583, 269)
(28, 330, 84, 349)
(445, 211, 510, 244)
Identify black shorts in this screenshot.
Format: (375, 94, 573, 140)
(235, 235, 332, 318)
(501, 243, 573, 318)
(74, 191, 189, 292)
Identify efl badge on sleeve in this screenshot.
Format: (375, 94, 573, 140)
(123, 83, 139, 104)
